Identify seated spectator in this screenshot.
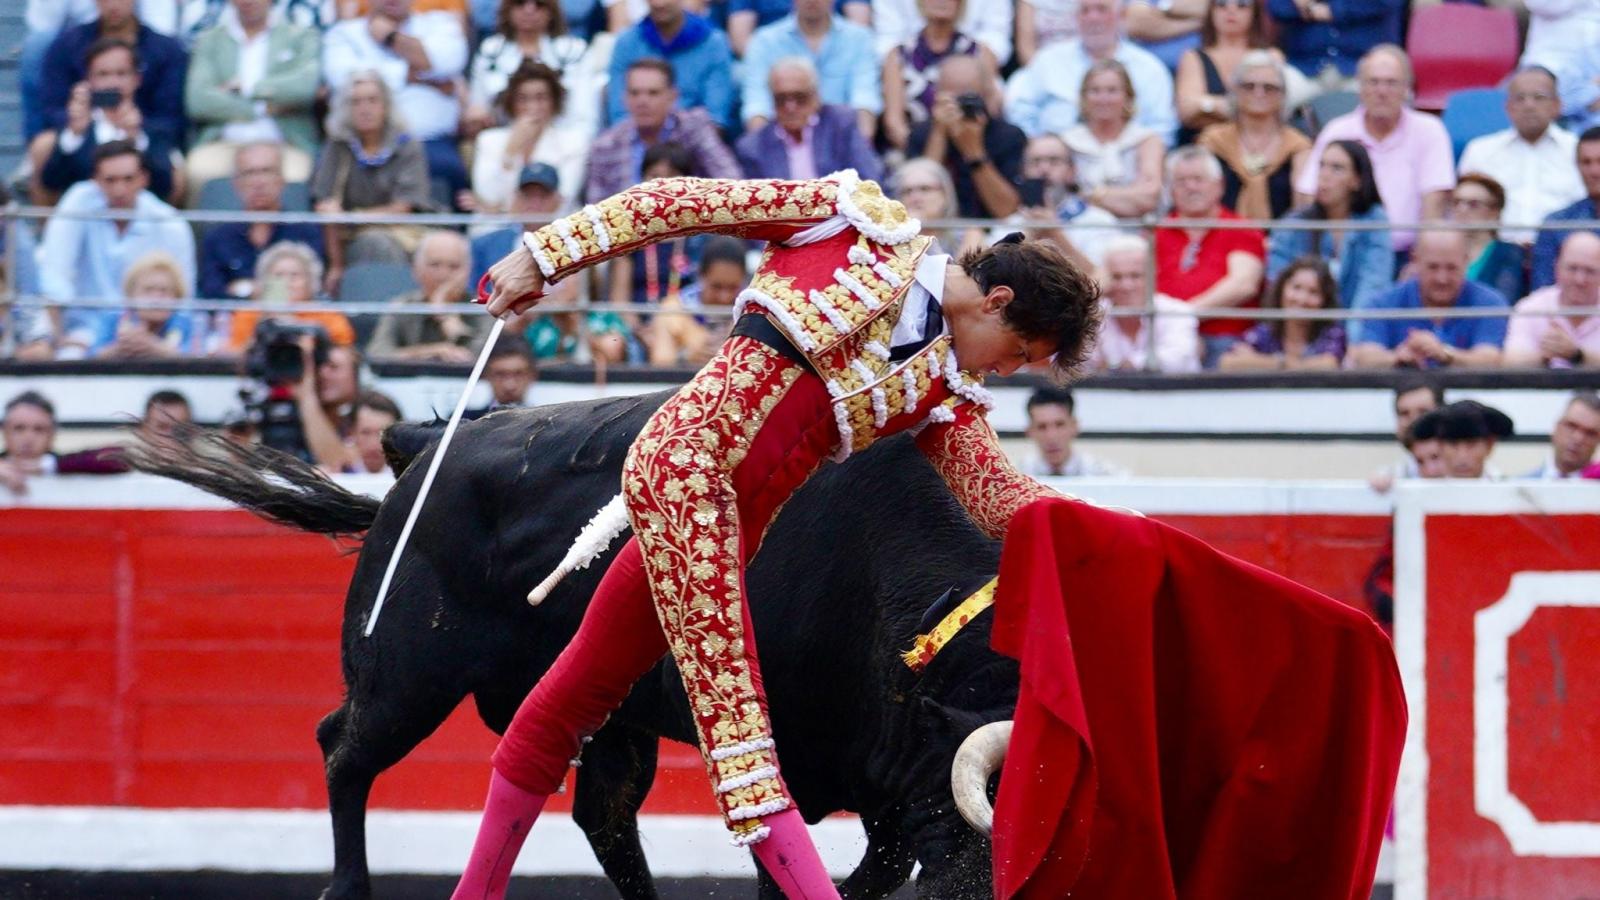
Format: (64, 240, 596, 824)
(1005, 0, 1177, 144)
(348, 389, 402, 474)
(1003, 133, 1119, 272)
(1015, 0, 1078, 66)
(880, 0, 997, 151)
(1532, 127, 1600, 290)
(1218, 256, 1344, 370)
(36, 0, 187, 154)
(1348, 230, 1508, 368)
(744, 0, 881, 136)
(469, 163, 631, 363)
(93, 251, 201, 359)
(586, 59, 741, 203)
(311, 71, 435, 293)
(873, 0, 1013, 65)
(1266, 0, 1400, 97)
(1504, 232, 1600, 369)
(1154, 145, 1266, 367)
(1411, 399, 1513, 479)
(183, 0, 320, 195)
(367, 230, 492, 363)
(38, 141, 197, 359)
(736, 59, 883, 183)
(1268, 139, 1391, 314)
(466, 0, 602, 138)
(1176, 0, 1285, 144)
(1022, 386, 1128, 477)
(1451, 174, 1527, 305)
(608, 0, 735, 131)
(322, 0, 471, 195)
(1368, 374, 1443, 492)
(906, 55, 1025, 220)
(1197, 51, 1311, 220)
(1294, 45, 1455, 258)
(225, 240, 358, 354)
(1524, 392, 1600, 478)
(892, 157, 985, 256)
(644, 234, 746, 366)
(1458, 66, 1584, 246)
(30, 37, 182, 205)
(1123, 0, 1202, 72)
(1088, 234, 1201, 372)
(470, 60, 587, 210)
(199, 142, 324, 300)
(1061, 59, 1164, 218)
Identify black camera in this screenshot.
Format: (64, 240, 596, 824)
(956, 93, 987, 119)
(245, 319, 332, 387)
(241, 320, 333, 462)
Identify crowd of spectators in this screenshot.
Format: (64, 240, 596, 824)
(7, 0, 1600, 376)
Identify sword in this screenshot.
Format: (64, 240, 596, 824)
(363, 273, 516, 636)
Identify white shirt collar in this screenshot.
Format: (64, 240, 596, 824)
(915, 251, 948, 302)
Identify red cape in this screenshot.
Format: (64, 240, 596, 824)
(989, 499, 1406, 899)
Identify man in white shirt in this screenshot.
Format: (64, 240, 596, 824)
(36, 141, 197, 358)
(1525, 392, 1600, 478)
(1088, 234, 1200, 372)
(1004, 0, 1177, 144)
(1022, 386, 1129, 477)
(322, 0, 470, 195)
(1458, 66, 1585, 244)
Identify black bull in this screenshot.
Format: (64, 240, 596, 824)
(132, 390, 1020, 899)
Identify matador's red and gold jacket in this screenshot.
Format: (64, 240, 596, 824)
(522, 170, 1063, 538)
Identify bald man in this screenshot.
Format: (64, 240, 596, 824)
(1348, 229, 1510, 369)
(366, 229, 491, 363)
(907, 54, 1026, 219)
(1505, 231, 1600, 368)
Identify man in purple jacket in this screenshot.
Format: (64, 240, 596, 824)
(734, 57, 884, 183)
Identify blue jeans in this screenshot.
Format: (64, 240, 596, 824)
(1201, 334, 1241, 370)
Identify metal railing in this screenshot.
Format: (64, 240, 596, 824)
(4, 202, 1596, 371)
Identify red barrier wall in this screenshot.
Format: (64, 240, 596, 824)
(0, 507, 1388, 815)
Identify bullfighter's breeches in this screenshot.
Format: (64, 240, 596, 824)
(493, 335, 838, 845)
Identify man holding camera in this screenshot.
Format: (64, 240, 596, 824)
(905, 55, 1025, 221)
(30, 37, 181, 205)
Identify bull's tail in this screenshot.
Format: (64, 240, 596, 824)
(123, 423, 380, 540)
(527, 493, 630, 605)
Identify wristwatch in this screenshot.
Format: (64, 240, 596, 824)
(1571, 347, 1587, 365)
(964, 155, 991, 172)
(382, 29, 400, 47)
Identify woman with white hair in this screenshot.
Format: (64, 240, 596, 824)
(892, 156, 985, 254)
(310, 70, 434, 295)
(221, 240, 357, 356)
(1089, 234, 1201, 373)
(1197, 50, 1311, 220)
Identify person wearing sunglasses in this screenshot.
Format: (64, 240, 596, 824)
(1197, 50, 1311, 220)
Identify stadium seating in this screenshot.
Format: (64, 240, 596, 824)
(1442, 88, 1510, 162)
(1408, 3, 1520, 111)
(194, 177, 313, 237)
(336, 261, 418, 347)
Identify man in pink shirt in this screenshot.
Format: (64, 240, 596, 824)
(1504, 231, 1600, 368)
(1294, 44, 1455, 255)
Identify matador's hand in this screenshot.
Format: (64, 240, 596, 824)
(481, 245, 546, 318)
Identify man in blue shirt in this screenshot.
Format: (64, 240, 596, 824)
(1348, 230, 1508, 369)
(607, 0, 737, 131)
(1532, 127, 1600, 290)
(198, 143, 322, 300)
(742, 0, 881, 137)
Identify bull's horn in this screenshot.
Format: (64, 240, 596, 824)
(951, 720, 1012, 837)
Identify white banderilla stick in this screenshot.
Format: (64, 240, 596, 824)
(364, 315, 506, 637)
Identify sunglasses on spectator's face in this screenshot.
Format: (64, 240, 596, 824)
(1213, 0, 1254, 9)
(1237, 81, 1284, 94)
(773, 90, 816, 107)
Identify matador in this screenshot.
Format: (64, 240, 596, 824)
(452, 171, 1103, 899)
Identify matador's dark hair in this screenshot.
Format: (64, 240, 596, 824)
(957, 234, 1102, 378)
